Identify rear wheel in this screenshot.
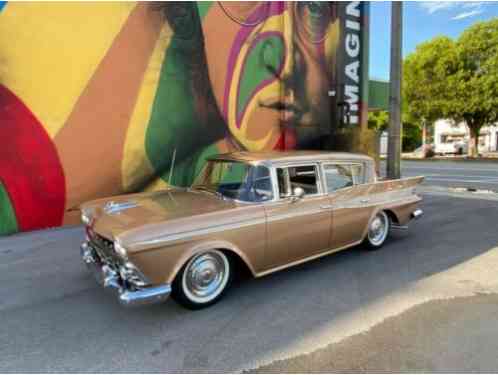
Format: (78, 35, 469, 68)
(364, 211, 390, 250)
(172, 250, 232, 310)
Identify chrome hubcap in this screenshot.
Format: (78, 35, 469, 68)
(182, 250, 229, 303)
(368, 212, 389, 246)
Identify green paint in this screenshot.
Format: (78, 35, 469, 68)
(196, 1, 213, 19)
(0, 182, 18, 235)
(145, 3, 223, 187)
(145, 35, 199, 184)
(237, 35, 285, 119)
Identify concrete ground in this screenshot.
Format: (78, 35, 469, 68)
(1, 190, 498, 372)
(249, 293, 498, 373)
(380, 159, 498, 191)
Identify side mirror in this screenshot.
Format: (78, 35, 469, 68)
(291, 187, 305, 202)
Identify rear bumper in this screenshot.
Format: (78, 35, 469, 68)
(391, 208, 424, 230)
(411, 208, 424, 220)
(80, 242, 171, 307)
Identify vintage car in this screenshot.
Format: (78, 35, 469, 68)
(80, 151, 424, 309)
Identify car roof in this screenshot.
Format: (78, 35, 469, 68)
(208, 150, 374, 165)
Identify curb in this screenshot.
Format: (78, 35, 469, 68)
(418, 185, 498, 201)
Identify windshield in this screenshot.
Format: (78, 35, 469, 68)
(192, 160, 274, 202)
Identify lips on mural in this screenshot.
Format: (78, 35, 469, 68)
(0, 85, 65, 233)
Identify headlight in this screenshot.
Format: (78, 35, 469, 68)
(81, 208, 95, 225)
(114, 241, 128, 259)
(81, 211, 91, 225)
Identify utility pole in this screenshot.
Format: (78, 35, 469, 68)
(421, 118, 427, 157)
(387, 2, 402, 179)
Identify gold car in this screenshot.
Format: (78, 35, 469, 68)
(80, 151, 423, 309)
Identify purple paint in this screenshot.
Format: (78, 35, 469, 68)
(222, 2, 286, 121)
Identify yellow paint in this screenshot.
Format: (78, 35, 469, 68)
(121, 25, 173, 193)
(325, 21, 340, 68)
(143, 176, 170, 193)
(0, 2, 134, 138)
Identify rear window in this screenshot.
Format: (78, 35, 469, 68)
(323, 163, 365, 193)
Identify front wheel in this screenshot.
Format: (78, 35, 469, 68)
(172, 250, 232, 310)
(364, 211, 390, 250)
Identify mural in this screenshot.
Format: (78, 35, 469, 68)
(0, 1, 370, 235)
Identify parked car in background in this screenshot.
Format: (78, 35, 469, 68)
(80, 151, 424, 310)
(435, 136, 468, 155)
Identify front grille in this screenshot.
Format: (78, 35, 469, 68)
(93, 233, 114, 250)
(90, 234, 123, 268)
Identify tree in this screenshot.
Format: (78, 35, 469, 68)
(368, 110, 421, 153)
(368, 110, 389, 133)
(403, 36, 456, 125)
(450, 19, 498, 156)
(403, 19, 498, 157)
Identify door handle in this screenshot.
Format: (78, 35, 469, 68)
(360, 199, 370, 204)
(320, 205, 333, 210)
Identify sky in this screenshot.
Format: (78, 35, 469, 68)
(369, 1, 498, 81)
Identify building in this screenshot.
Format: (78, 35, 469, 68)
(0, 2, 372, 234)
(433, 120, 498, 155)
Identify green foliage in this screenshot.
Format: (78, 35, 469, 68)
(403, 19, 498, 156)
(368, 110, 389, 132)
(402, 121, 422, 152)
(368, 110, 421, 152)
(368, 111, 422, 152)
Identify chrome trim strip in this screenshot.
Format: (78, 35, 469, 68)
(134, 217, 267, 248)
(256, 240, 363, 277)
(391, 224, 408, 230)
(266, 208, 329, 223)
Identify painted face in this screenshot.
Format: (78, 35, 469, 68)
(201, 2, 338, 151)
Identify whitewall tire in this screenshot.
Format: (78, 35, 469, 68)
(172, 250, 232, 309)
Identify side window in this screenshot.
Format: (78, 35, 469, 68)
(351, 164, 365, 184)
(277, 165, 319, 197)
(251, 165, 273, 202)
(277, 168, 290, 198)
(323, 164, 354, 192)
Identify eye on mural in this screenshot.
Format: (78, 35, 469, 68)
(0, 1, 368, 235)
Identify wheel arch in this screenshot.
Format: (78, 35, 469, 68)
(167, 240, 256, 284)
(384, 209, 400, 224)
(361, 207, 394, 241)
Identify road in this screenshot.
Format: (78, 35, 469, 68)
(2, 192, 498, 372)
(381, 159, 498, 191)
(250, 293, 498, 373)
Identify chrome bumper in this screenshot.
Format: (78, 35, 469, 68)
(411, 208, 424, 220)
(391, 208, 424, 230)
(80, 242, 171, 307)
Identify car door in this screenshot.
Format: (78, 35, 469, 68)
(263, 163, 332, 269)
(323, 162, 374, 249)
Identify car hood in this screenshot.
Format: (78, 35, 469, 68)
(81, 188, 238, 247)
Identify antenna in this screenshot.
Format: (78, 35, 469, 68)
(168, 148, 177, 186)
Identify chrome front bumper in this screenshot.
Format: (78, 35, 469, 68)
(80, 242, 171, 307)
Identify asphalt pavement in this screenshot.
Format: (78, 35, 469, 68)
(250, 293, 498, 373)
(2, 190, 498, 372)
(380, 159, 498, 191)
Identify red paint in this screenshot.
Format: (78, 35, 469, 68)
(274, 126, 297, 150)
(0, 85, 65, 231)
